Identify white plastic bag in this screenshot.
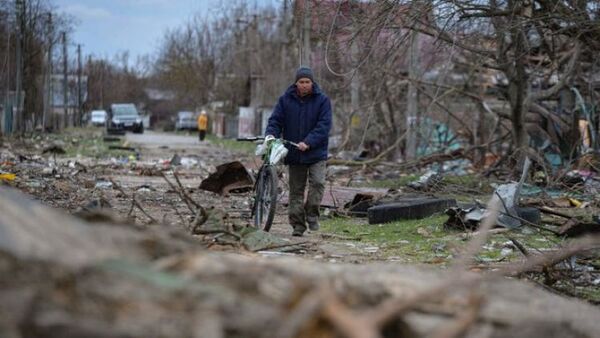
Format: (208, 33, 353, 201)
(255, 143, 267, 156)
(269, 141, 288, 165)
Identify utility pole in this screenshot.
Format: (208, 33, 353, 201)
(14, 0, 24, 133)
(62, 31, 68, 128)
(301, 0, 311, 66)
(99, 57, 105, 109)
(280, 0, 289, 75)
(77, 44, 82, 126)
(43, 13, 53, 132)
(249, 14, 259, 107)
(4, 13, 11, 134)
(405, 23, 420, 160)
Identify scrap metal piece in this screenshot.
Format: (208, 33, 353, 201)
(344, 193, 376, 217)
(490, 157, 532, 228)
(444, 206, 486, 230)
(199, 161, 254, 195)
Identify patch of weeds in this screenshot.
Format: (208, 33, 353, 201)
(321, 213, 572, 266)
(206, 135, 255, 155)
(321, 214, 464, 264)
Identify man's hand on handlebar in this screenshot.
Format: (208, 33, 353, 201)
(297, 142, 309, 151)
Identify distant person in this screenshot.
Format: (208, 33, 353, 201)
(265, 66, 332, 237)
(197, 110, 208, 141)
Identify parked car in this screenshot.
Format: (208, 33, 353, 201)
(175, 111, 198, 130)
(90, 110, 107, 127)
(107, 103, 144, 134)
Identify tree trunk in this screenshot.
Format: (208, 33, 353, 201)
(506, 0, 530, 156)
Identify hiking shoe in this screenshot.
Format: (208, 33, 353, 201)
(292, 228, 304, 237)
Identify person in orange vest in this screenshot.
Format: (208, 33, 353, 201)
(197, 110, 208, 141)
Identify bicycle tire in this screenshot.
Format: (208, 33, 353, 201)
(253, 165, 278, 231)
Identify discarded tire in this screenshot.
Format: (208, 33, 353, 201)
(516, 207, 541, 225)
(368, 198, 456, 224)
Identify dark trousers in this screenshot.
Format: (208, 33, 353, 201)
(288, 161, 326, 231)
(198, 130, 206, 141)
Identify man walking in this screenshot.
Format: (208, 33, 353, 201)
(265, 66, 332, 236)
(197, 110, 208, 141)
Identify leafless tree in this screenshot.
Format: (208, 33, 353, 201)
(0, 0, 72, 132)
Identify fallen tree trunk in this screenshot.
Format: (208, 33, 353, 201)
(0, 187, 599, 338)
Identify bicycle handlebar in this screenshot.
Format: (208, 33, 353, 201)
(236, 136, 299, 148)
(236, 136, 264, 142)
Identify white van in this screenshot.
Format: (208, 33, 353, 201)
(90, 110, 107, 127)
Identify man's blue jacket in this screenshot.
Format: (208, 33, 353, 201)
(265, 82, 332, 165)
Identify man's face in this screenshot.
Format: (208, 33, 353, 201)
(296, 78, 313, 96)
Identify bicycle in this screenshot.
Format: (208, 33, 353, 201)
(237, 136, 298, 232)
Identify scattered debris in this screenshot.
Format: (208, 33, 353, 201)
(94, 180, 113, 189)
(0, 173, 16, 181)
(344, 193, 376, 217)
(491, 183, 522, 228)
(487, 157, 532, 228)
(102, 136, 121, 142)
(2, 126, 600, 323)
(108, 145, 137, 152)
(170, 153, 182, 165)
(556, 217, 600, 237)
(135, 184, 156, 192)
(282, 186, 388, 209)
(41, 167, 56, 176)
(72, 198, 119, 223)
(363, 246, 379, 253)
(42, 142, 66, 154)
(407, 170, 442, 190)
(240, 227, 306, 252)
(445, 206, 485, 230)
(180, 156, 199, 168)
(446, 205, 542, 231)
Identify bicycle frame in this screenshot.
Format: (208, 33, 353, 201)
(237, 136, 298, 231)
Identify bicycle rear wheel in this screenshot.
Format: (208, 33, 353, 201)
(253, 165, 278, 231)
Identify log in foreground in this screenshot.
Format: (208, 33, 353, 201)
(0, 187, 598, 338)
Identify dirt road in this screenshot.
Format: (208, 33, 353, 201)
(121, 130, 372, 261)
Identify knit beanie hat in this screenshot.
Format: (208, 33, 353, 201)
(295, 66, 314, 82)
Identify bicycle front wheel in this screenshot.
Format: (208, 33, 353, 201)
(253, 165, 278, 231)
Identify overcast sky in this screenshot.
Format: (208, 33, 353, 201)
(55, 0, 279, 62)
